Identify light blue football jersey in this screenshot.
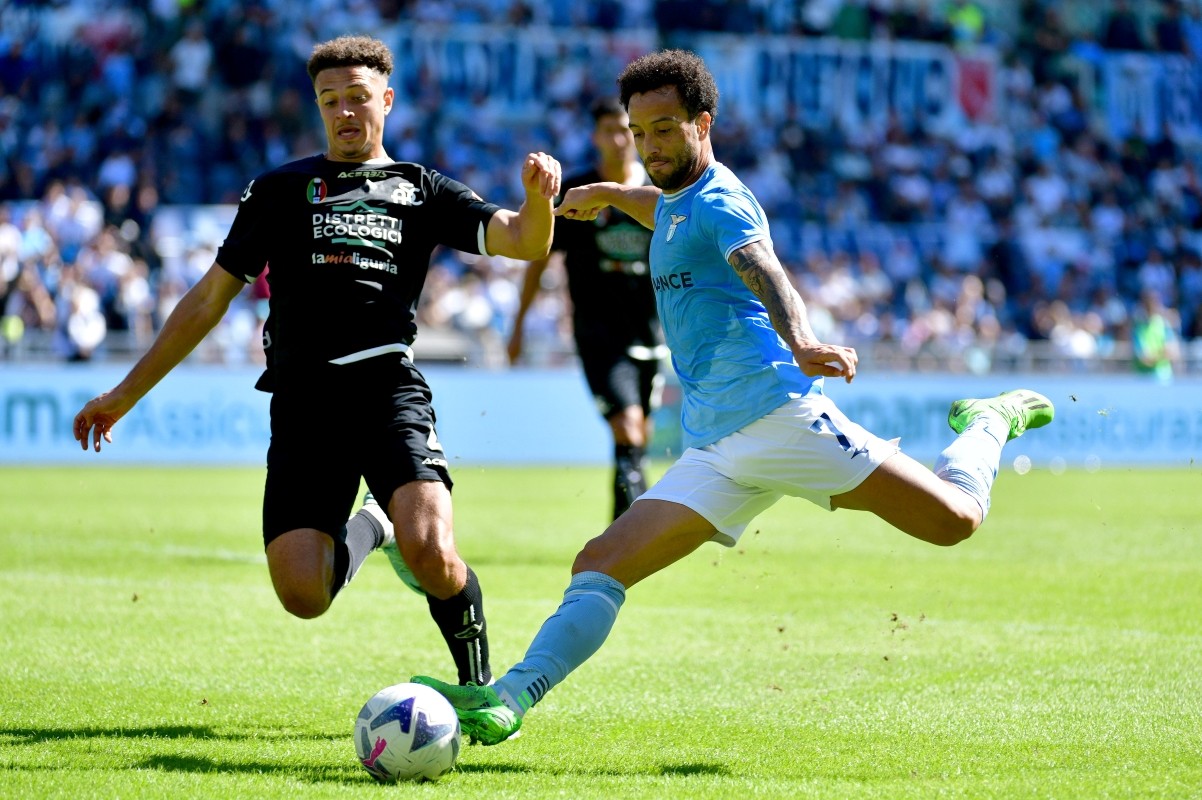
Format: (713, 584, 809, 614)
(650, 161, 820, 449)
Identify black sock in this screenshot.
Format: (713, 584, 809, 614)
(426, 566, 490, 685)
(329, 508, 386, 600)
(613, 443, 648, 520)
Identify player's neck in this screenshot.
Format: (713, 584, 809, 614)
(598, 158, 641, 186)
(325, 150, 393, 165)
(660, 154, 713, 195)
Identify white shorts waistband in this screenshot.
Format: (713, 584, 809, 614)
(328, 343, 414, 365)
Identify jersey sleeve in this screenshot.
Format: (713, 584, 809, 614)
(425, 170, 502, 255)
(216, 176, 273, 284)
(698, 187, 769, 264)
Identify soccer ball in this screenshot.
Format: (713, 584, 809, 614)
(354, 682, 461, 782)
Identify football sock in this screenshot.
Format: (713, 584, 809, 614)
(330, 508, 387, 599)
(493, 571, 626, 716)
(426, 565, 490, 685)
(612, 444, 647, 520)
(934, 412, 1008, 520)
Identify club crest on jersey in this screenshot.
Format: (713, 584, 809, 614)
(666, 214, 687, 242)
(307, 178, 327, 203)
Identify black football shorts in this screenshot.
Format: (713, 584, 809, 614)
(577, 341, 660, 420)
(261, 354, 452, 546)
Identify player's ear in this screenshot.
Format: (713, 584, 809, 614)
(695, 111, 712, 140)
(383, 86, 395, 115)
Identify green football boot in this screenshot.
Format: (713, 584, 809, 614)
(362, 492, 425, 595)
(948, 389, 1055, 441)
(411, 675, 522, 746)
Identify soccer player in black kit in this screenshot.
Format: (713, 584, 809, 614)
(508, 98, 666, 520)
(73, 36, 562, 688)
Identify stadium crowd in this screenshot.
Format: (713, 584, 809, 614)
(0, 0, 1199, 376)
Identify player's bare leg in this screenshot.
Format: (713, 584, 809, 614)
(266, 498, 391, 618)
(416, 499, 713, 743)
(388, 479, 491, 685)
(834, 389, 1054, 545)
(831, 452, 981, 545)
(609, 404, 649, 520)
(573, 498, 713, 586)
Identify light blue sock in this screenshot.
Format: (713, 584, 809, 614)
(493, 571, 626, 716)
(934, 414, 1008, 520)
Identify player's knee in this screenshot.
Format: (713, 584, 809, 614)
(610, 408, 647, 446)
(275, 583, 331, 619)
(572, 535, 616, 574)
(613, 430, 639, 447)
(614, 426, 646, 447)
(405, 543, 460, 596)
(926, 504, 981, 546)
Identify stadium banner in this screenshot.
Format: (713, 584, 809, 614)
(0, 365, 609, 465)
(382, 27, 994, 129)
(690, 35, 998, 131)
(2, 366, 1198, 467)
(387, 26, 656, 113)
(1101, 52, 1202, 144)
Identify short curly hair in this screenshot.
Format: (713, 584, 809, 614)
(307, 36, 394, 83)
(617, 49, 719, 122)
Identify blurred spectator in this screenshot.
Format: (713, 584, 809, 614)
(0, 40, 34, 96)
(1137, 247, 1177, 305)
(1029, 6, 1072, 83)
(1101, 0, 1148, 51)
(2, 264, 56, 355)
(1023, 161, 1071, 223)
(1183, 0, 1202, 57)
(55, 263, 106, 361)
(1155, 0, 1188, 53)
(827, 180, 871, 225)
(945, 0, 986, 48)
(1132, 290, 1181, 381)
(892, 0, 951, 43)
(0, 204, 18, 276)
(168, 19, 213, 106)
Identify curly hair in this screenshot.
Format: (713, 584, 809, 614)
(306, 36, 394, 83)
(617, 49, 719, 122)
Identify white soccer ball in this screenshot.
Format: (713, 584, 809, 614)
(354, 682, 461, 782)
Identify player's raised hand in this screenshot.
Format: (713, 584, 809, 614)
(554, 183, 612, 221)
(73, 391, 131, 452)
(522, 152, 561, 200)
(794, 343, 858, 383)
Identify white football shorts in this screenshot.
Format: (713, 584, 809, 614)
(638, 392, 899, 546)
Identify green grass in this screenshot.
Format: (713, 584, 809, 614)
(1, 464, 1200, 799)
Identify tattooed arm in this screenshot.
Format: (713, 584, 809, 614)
(729, 240, 857, 382)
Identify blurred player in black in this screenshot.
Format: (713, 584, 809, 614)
(508, 98, 666, 520)
(73, 35, 561, 687)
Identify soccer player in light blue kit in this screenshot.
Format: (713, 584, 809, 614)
(415, 50, 1054, 744)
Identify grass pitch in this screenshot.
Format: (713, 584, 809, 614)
(1, 464, 1199, 799)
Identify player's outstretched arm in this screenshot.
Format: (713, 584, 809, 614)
(507, 251, 562, 366)
(728, 240, 857, 383)
(486, 152, 561, 261)
(555, 182, 660, 229)
(72, 263, 246, 452)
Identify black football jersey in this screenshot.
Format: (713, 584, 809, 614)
(217, 155, 499, 376)
(553, 169, 661, 350)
